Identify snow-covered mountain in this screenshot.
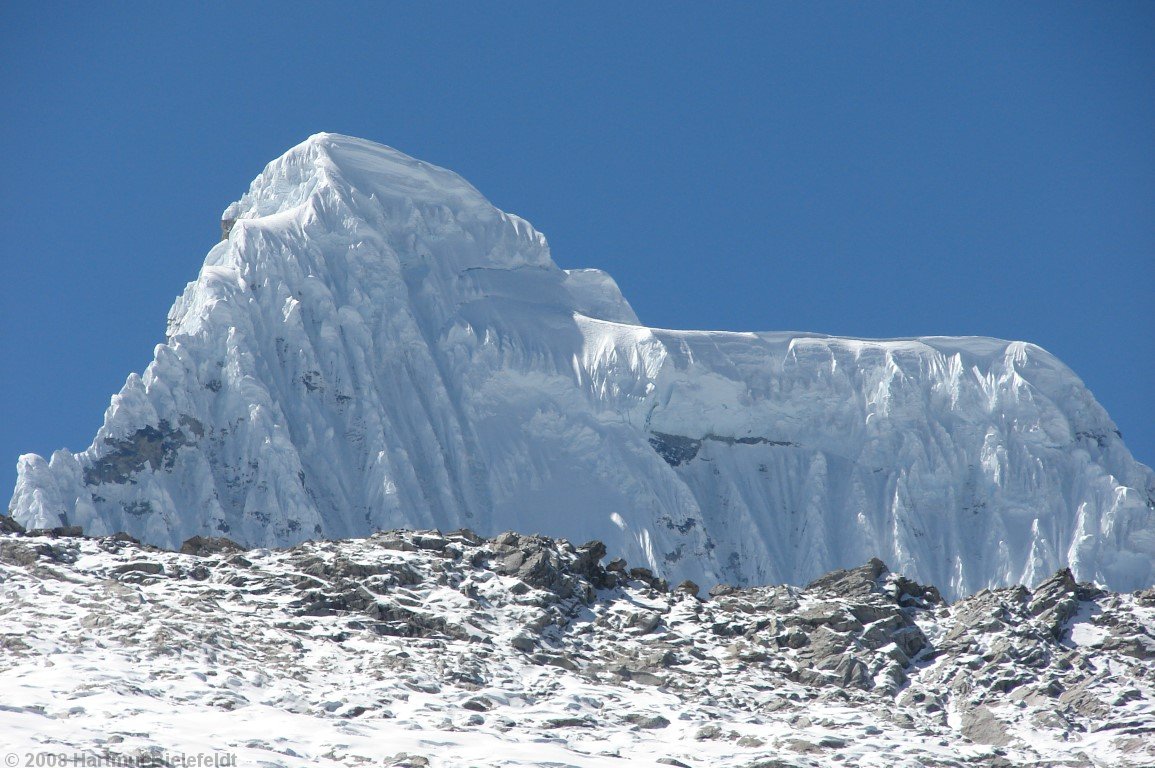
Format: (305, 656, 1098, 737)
(10, 133, 1154, 599)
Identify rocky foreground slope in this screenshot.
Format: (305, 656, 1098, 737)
(11, 133, 1155, 600)
(1, 522, 1152, 767)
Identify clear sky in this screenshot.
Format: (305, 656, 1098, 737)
(1, 2, 1152, 497)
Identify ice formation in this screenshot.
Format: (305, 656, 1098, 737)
(10, 134, 1154, 599)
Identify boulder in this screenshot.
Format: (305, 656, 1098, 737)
(27, 525, 84, 538)
(0, 515, 26, 534)
(806, 558, 888, 597)
(179, 536, 245, 557)
(625, 713, 670, 729)
(110, 561, 164, 576)
(960, 705, 1010, 746)
(462, 696, 494, 712)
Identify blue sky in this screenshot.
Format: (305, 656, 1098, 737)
(1, 2, 1152, 496)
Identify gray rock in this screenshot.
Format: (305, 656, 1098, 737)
(1028, 568, 1081, 639)
(625, 713, 670, 729)
(1101, 634, 1155, 660)
(27, 525, 84, 538)
(795, 604, 863, 633)
(783, 737, 825, 754)
(644, 649, 681, 668)
(446, 528, 483, 545)
(805, 558, 888, 597)
(574, 540, 607, 580)
(810, 625, 851, 656)
(462, 696, 494, 712)
(606, 557, 628, 572)
(628, 567, 668, 591)
(509, 633, 536, 652)
(496, 550, 525, 573)
(106, 532, 144, 548)
(960, 705, 1010, 746)
(1028, 568, 1078, 615)
(892, 625, 928, 658)
(492, 531, 521, 549)
(376, 535, 417, 552)
(110, 561, 164, 576)
(543, 716, 593, 728)
(628, 610, 662, 634)
(386, 755, 430, 768)
(342, 558, 400, 580)
(892, 574, 942, 606)
(0, 541, 40, 566)
(859, 614, 908, 649)
(729, 643, 769, 663)
(695, 724, 722, 740)
(847, 601, 901, 625)
(830, 654, 872, 690)
(0, 515, 26, 534)
(776, 629, 809, 649)
(616, 667, 665, 686)
(179, 536, 245, 557)
(411, 534, 448, 551)
(533, 653, 578, 671)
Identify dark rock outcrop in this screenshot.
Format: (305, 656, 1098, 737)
(180, 535, 246, 557)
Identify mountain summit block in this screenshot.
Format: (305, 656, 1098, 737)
(11, 134, 1155, 599)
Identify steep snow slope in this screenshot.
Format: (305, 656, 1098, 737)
(10, 134, 1155, 598)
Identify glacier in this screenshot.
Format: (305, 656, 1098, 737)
(10, 133, 1155, 599)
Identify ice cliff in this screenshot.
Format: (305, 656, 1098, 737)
(10, 133, 1155, 599)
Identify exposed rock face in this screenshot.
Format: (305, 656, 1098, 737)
(8, 134, 1155, 601)
(1, 526, 1152, 766)
(82, 420, 198, 486)
(0, 515, 24, 534)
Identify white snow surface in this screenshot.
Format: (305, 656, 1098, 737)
(10, 133, 1155, 599)
(2, 530, 1153, 768)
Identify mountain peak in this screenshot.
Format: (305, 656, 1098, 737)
(219, 133, 552, 282)
(10, 135, 1155, 600)
(223, 134, 495, 225)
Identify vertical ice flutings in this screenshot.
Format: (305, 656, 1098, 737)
(10, 133, 1155, 599)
